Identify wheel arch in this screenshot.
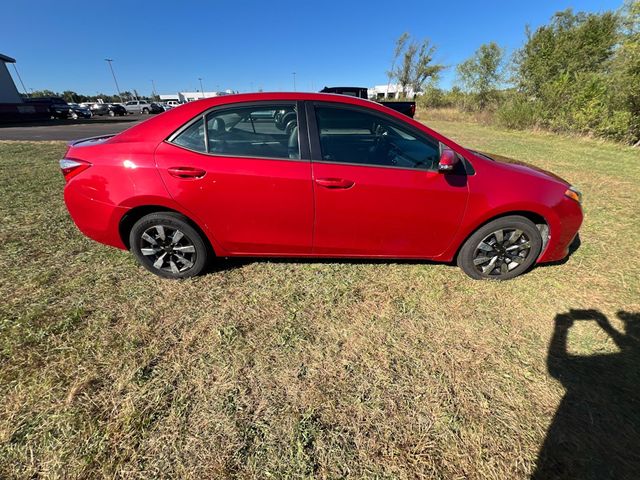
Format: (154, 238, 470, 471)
(119, 205, 215, 256)
(452, 210, 550, 263)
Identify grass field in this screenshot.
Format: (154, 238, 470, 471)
(1, 120, 639, 479)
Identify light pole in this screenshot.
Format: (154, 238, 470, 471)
(292, 72, 297, 92)
(198, 78, 205, 99)
(151, 79, 157, 99)
(105, 59, 123, 103)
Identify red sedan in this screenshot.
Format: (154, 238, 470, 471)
(60, 92, 583, 280)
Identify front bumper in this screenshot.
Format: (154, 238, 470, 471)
(537, 197, 583, 263)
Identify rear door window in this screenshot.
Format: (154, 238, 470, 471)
(206, 104, 299, 159)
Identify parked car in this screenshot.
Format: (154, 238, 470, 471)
(67, 103, 92, 119)
(29, 96, 71, 119)
(49, 102, 71, 119)
(320, 86, 416, 118)
(88, 103, 127, 116)
(165, 100, 181, 108)
(149, 102, 165, 114)
(124, 100, 151, 114)
(107, 103, 127, 116)
(85, 103, 107, 116)
(60, 92, 582, 280)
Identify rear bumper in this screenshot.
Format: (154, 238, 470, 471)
(64, 185, 128, 250)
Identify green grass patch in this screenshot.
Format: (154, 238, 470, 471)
(0, 126, 638, 478)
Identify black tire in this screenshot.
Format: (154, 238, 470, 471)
(129, 212, 209, 279)
(142, 108, 149, 114)
(457, 215, 542, 280)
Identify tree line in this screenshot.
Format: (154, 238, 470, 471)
(24, 90, 157, 104)
(388, 1, 640, 145)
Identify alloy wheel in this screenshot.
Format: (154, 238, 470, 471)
(139, 225, 196, 274)
(472, 228, 532, 276)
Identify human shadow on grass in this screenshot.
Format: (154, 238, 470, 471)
(532, 309, 640, 480)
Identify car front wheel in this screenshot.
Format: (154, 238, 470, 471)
(129, 212, 209, 279)
(457, 215, 543, 280)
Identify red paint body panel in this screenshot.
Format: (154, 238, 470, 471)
(312, 162, 468, 256)
(155, 142, 313, 254)
(62, 92, 583, 267)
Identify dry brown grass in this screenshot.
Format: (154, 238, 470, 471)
(416, 107, 497, 126)
(0, 125, 638, 479)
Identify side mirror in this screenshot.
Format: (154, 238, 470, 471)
(438, 149, 459, 173)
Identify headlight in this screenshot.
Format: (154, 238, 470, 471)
(564, 186, 582, 204)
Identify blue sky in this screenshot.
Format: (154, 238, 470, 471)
(1, 0, 624, 96)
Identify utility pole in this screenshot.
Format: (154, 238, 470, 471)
(105, 59, 123, 103)
(198, 77, 205, 99)
(151, 79, 157, 99)
(292, 72, 297, 92)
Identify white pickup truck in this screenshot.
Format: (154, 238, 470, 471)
(124, 100, 151, 114)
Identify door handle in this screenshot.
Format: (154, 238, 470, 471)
(315, 177, 355, 189)
(167, 166, 206, 179)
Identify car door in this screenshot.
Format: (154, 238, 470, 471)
(307, 102, 468, 258)
(155, 101, 314, 255)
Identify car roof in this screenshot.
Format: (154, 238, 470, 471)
(110, 92, 466, 155)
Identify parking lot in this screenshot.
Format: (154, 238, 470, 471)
(0, 114, 147, 141)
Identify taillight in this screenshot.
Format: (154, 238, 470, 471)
(59, 158, 91, 181)
(410, 104, 416, 116)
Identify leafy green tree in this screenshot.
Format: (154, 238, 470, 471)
(388, 33, 444, 98)
(456, 42, 505, 109)
(29, 89, 57, 98)
(515, 9, 618, 98)
(387, 32, 409, 96)
(612, 0, 640, 144)
(61, 91, 79, 103)
(509, 7, 640, 143)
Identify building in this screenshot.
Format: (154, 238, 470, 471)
(0, 53, 49, 123)
(368, 84, 417, 100)
(159, 90, 237, 104)
(0, 53, 22, 103)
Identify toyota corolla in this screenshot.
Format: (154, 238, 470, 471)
(60, 92, 583, 280)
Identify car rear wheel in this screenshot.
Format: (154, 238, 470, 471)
(457, 215, 542, 280)
(129, 212, 209, 279)
(142, 108, 149, 114)
(108, 110, 115, 117)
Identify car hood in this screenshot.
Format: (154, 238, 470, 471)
(472, 150, 569, 186)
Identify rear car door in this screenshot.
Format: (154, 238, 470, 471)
(155, 101, 313, 255)
(307, 102, 468, 257)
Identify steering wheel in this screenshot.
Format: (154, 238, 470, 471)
(372, 125, 399, 164)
